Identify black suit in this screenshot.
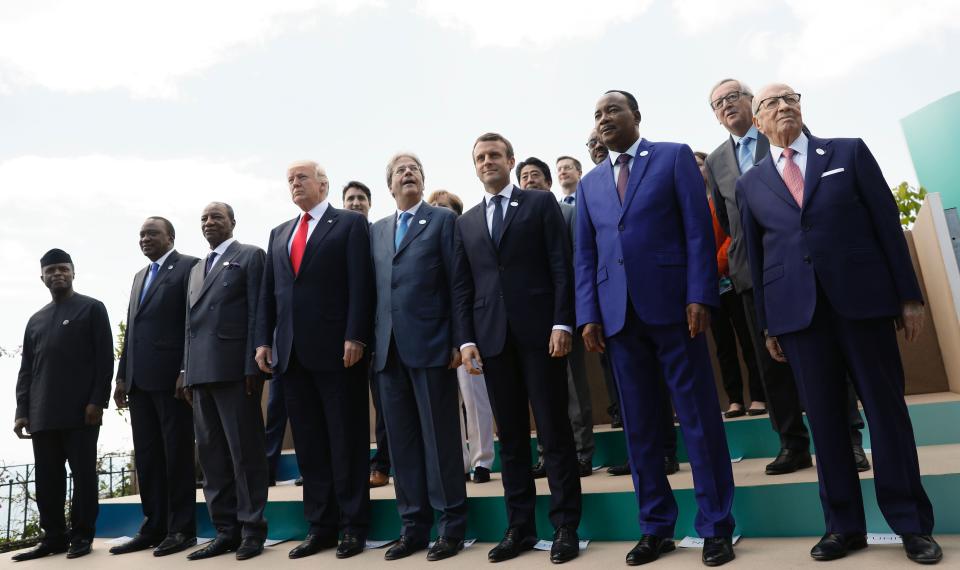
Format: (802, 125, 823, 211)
(118, 249, 198, 539)
(453, 186, 581, 534)
(256, 204, 374, 538)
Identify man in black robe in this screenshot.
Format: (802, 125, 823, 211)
(12, 249, 114, 561)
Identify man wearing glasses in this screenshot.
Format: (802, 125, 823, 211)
(737, 84, 941, 565)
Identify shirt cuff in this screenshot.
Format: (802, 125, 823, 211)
(459, 342, 477, 351)
(347, 339, 366, 347)
(552, 325, 573, 334)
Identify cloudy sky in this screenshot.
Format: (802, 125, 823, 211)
(2, 0, 959, 463)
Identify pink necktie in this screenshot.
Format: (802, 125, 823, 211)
(781, 148, 804, 207)
(616, 153, 631, 203)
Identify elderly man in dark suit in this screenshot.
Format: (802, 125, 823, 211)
(12, 249, 113, 561)
(111, 217, 198, 557)
(176, 202, 269, 561)
(454, 133, 582, 564)
(737, 83, 941, 565)
(370, 153, 467, 561)
(255, 161, 374, 560)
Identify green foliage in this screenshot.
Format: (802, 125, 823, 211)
(892, 181, 928, 228)
(114, 321, 126, 360)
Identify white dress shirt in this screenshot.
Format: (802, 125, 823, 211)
(769, 132, 809, 178)
(396, 199, 424, 222)
(205, 237, 236, 269)
(607, 137, 642, 185)
(287, 200, 330, 254)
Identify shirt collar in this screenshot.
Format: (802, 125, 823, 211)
(396, 200, 424, 220)
(485, 184, 514, 206)
(731, 125, 759, 146)
(301, 199, 328, 222)
(210, 237, 236, 257)
(608, 137, 642, 167)
(151, 248, 174, 268)
(769, 132, 808, 164)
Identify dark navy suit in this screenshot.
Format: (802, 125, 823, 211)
(737, 134, 934, 535)
(575, 138, 735, 539)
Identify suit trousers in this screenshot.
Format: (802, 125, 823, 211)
(606, 306, 736, 538)
(777, 287, 934, 535)
(264, 378, 287, 483)
(537, 334, 595, 463)
(482, 331, 582, 535)
(368, 359, 392, 474)
(713, 289, 765, 405)
(128, 388, 197, 538)
(280, 350, 371, 537)
(193, 381, 269, 540)
(457, 365, 495, 472)
(378, 343, 468, 541)
(32, 426, 100, 546)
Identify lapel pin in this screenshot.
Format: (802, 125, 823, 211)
(222, 261, 230, 266)
(167, 265, 173, 270)
(62, 319, 70, 326)
(510, 201, 519, 207)
(639, 150, 649, 157)
(418, 219, 427, 225)
(816, 148, 825, 155)
(328, 219, 334, 223)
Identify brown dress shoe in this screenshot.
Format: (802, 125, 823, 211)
(369, 470, 389, 487)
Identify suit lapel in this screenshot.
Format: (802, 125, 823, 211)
(396, 204, 432, 257)
(498, 187, 524, 246)
(192, 241, 240, 307)
(131, 267, 147, 315)
(469, 201, 498, 257)
(297, 206, 339, 276)
(620, 139, 654, 219)
(722, 136, 740, 177)
(138, 250, 180, 312)
(801, 136, 832, 210)
(754, 133, 771, 165)
(276, 217, 298, 277)
(756, 154, 801, 211)
(188, 259, 205, 308)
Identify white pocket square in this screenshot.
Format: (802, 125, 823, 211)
(821, 168, 845, 178)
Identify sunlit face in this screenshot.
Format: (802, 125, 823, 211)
(473, 140, 514, 190)
(753, 84, 803, 147)
(389, 157, 424, 203)
(343, 187, 370, 217)
(556, 158, 581, 188)
(287, 164, 328, 211)
(710, 80, 753, 136)
(594, 92, 640, 153)
(519, 165, 550, 190)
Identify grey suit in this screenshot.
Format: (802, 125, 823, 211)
(184, 240, 269, 540)
(371, 202, 467, 541)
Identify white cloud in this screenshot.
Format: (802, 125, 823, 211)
(414, 0, 654, 49)
(0, 0, 382, 99)
(671, 0, 763, 35)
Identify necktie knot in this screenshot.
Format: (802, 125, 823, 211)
(617, 153, 631, 165)
(400, 211, 412, 223)
(563, 195, 575, 205)
(783, 147, 796, 159)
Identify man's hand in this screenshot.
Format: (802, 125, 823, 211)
(113, 380, 128, 409)
(548, 330, 572, 358)
(245, 374, 264, 396)
(461, 346, 484, 375)
(897, 301, 925, 342)
(84, 405, 103, 426)
(13, 418, 30, 439)
(343, 340, 364, 368)
(686, 303, 711, 338)
(766, 336, 787, 363)
(255, 346, 273, 374)
(448, 348, 462, 370)
(174, 372, 190, 403)
(582, 323, 605, 353)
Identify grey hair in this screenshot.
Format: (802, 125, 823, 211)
(708, 78, 753, 105)
(385, 152, 425, 187)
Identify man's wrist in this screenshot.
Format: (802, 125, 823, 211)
(552, 325, 573, 334)
(459, 342, 477, 351)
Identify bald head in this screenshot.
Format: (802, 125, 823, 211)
(752, 83, 803, 148)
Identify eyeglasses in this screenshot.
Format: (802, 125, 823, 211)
(586, 138, 601, 150)
(710, 91, 751, 110)
(393, 164, 421, 176)
(754, 93, 801, 114)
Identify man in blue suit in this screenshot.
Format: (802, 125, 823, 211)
(370, 153, 467, 561)
(576, 91, 736, 567)
(737, 83, 941, 565)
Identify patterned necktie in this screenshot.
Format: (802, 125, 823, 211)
(738, 136, 755, 174)
(289, 213, 312, 275)
(140, 262, 159, 304)
(490, 195, 504, 245)
(563, 195, 575, 205)
(204, 252, 217, 277)
(781, 148, 804, 207)
(616, 153, 631, 203)
(395, 211, 412, 250)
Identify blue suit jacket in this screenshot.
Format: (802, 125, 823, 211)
(370, 203, 458, 372)
(575, 139, 719, 335)
(736, 135, 922, 337)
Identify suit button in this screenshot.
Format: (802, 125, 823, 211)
(617, 258, 623, 265)
(618, 224, 625, 231)
(803, 255, 811, 264)
(802, 225, 811, 232)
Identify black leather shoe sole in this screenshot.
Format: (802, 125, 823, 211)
(626, 538, 675, 566)
(235, 542, 264, 560)
(288, 536, 338, 559)
(810, 535, 867, 561)
(426, 540, 464, 561)
(765, 454, 813, 475)
(488, 536, 538, 562)
(154, 537, 198, 557)
(66, 544, 92, 559)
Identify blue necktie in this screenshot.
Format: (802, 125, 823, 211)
(563, 195, 575, 205)
(490, 195, 504, 245)
(738, 136, 755, 174)
(395, 211, 412, 250)
(140, 262, 159, 304)
(204, 252, 217, 277)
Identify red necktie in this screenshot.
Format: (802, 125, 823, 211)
(616, 153, 631, 203)
(289, 213, 312, 275)
(781, 148, 804, 207)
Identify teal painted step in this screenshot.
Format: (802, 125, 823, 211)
(275, 398, 960, 479)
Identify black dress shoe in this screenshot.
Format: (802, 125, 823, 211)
(294, 476, 303, 486)
(235, 537, 265, 560)
(611, 416, 624, 429)
(723, 408, 745, 419)
(187, 535, 242, 560)
(550, 527, 579, 564)
(810, 532, 867, 561)
(488, 527, 538, 562)
(664, 457, 680, 475)
(474, 466, 491, 483)
(109, 533, 162, 554)
(66, 539, 92, 559)
(902, 534, 942, 564)
(532, 461, 547, 479)
(765, 448, 813, 475)
(288, 533, 338, 559)
(336, 533, 365, 559)
(607, 463, 630, 476)
(578, 460, 593, 477)
(427, 536, 464, 561)
(702, 536, 735, 566)
(385, 535, 427, 560)
(154, 533, 197, 557)
(626, 534, 674, 565)
(746, 407, 767, 416)
(853, 445, 871, 472)
(12, 542, 68, 561)
(465, 472, 473, 482)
